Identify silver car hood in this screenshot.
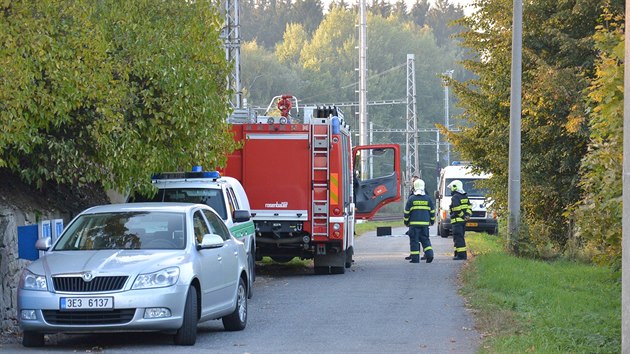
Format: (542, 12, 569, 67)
(30, 250, 188, 277)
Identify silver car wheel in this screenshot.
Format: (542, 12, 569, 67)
(237, 282, 246, 321)
(222, 278, 248, 331)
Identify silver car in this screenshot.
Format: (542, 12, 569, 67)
(18, 203, 250, 347)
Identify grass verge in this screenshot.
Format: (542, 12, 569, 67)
(355, 220, 404, 237)
(461, 234, 621, 353)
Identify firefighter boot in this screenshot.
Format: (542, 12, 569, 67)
(453, 251, 467, 260)
(409, 254, 420, 263)
(405, 255, 412, 260)
(424, 249, 434, 263)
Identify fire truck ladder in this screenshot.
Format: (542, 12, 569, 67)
(311, 117, 331, 245)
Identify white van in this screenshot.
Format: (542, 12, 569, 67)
(435, 162, 498, 237)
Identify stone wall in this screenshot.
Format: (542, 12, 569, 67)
(0, 205, 67, 335)
(0, 181, 117, 336)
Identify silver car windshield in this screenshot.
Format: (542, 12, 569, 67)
(54, 212, 186, 250)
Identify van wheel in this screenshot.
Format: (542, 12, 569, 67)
(439, 223, 450, 238)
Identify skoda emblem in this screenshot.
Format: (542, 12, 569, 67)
(82, 272, 94, 282)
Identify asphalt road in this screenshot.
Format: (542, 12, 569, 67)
(2, 226, 480, 353)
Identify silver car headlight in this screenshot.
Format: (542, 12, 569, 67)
(132, 267, 180, 289)
(20, 270, 47, 291)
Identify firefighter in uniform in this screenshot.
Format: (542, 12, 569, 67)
(404, 175, 421, 260)
(448, 180, 472, 260)
(403, 179, 435, 263)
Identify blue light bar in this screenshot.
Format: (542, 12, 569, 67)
(152, 170, 221, 180)
(184, 171, 221, 179)
(451, 161, 470, 166)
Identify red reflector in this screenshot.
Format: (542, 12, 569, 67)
(333, 208, 341, 215)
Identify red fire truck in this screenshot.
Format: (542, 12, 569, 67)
(222, 96, 401, 274)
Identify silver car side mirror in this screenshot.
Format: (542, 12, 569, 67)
(200, 234, 224, 249)
(35, 237, 52, 251)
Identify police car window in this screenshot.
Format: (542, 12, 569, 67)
(148, 188, 228, 220)
(128, 190, 165, 202)
(202, 210, 230, 241)
(193, 210, 211, 244)
(226, 188, 238, 214)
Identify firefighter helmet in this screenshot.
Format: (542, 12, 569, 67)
(448, 180, 464, 193)
(413, 179, 425, 195)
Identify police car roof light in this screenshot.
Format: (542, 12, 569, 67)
(191, 165, 202, 172)
(184, 170, 221, 179)
(451, 161, 470, 166)
(152, 170, 220, 180)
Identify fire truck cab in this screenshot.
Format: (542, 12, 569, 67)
(223, 100, 401, 274)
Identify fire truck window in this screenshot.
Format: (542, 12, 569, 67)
(354, 148, 395, 180)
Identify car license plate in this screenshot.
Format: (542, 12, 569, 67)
(60, 297, 113, 310)
(466, 222, 478, 227)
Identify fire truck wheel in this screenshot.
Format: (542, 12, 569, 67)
(314, 266, 329, 275)
(345, 249, 353, 268)
(331, 266, 345, 274)
(271, 256, 294, 263)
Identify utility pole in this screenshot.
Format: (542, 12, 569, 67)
(443, 70, 454, 166)
(357, 0, 368, 178)
(507, 0, 522, 254)
(405, 54, 419, 200)
(223, 0, 242, 108)
(622, 1, 629, 350)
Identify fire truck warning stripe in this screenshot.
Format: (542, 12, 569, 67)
(331, 173, 339, 204)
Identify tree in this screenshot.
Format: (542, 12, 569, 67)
(275, 23, 309, 66)
(450, 0, 624, 255)
(410, 0, 430, 28)
(0, 0, 235, 195)
(573, 9, 623, 268)
(390, 0, 409, 20)
(242, 41, 304, 107)
(425, 0, 465, 47)
(288, 0, 324, 36)
(299, 7, 358, 103)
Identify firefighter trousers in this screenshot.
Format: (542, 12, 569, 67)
(452, 222, 467, 260)
(409, 226, 433, 262)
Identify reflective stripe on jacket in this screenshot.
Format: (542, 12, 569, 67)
(449, 191, 472, 223)
(404, 194, 435, 227)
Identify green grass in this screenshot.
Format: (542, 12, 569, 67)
(462, 234, 621, 353)
(354, 220, 404, 236)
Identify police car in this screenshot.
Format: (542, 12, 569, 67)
(128, 167, 256, 284)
